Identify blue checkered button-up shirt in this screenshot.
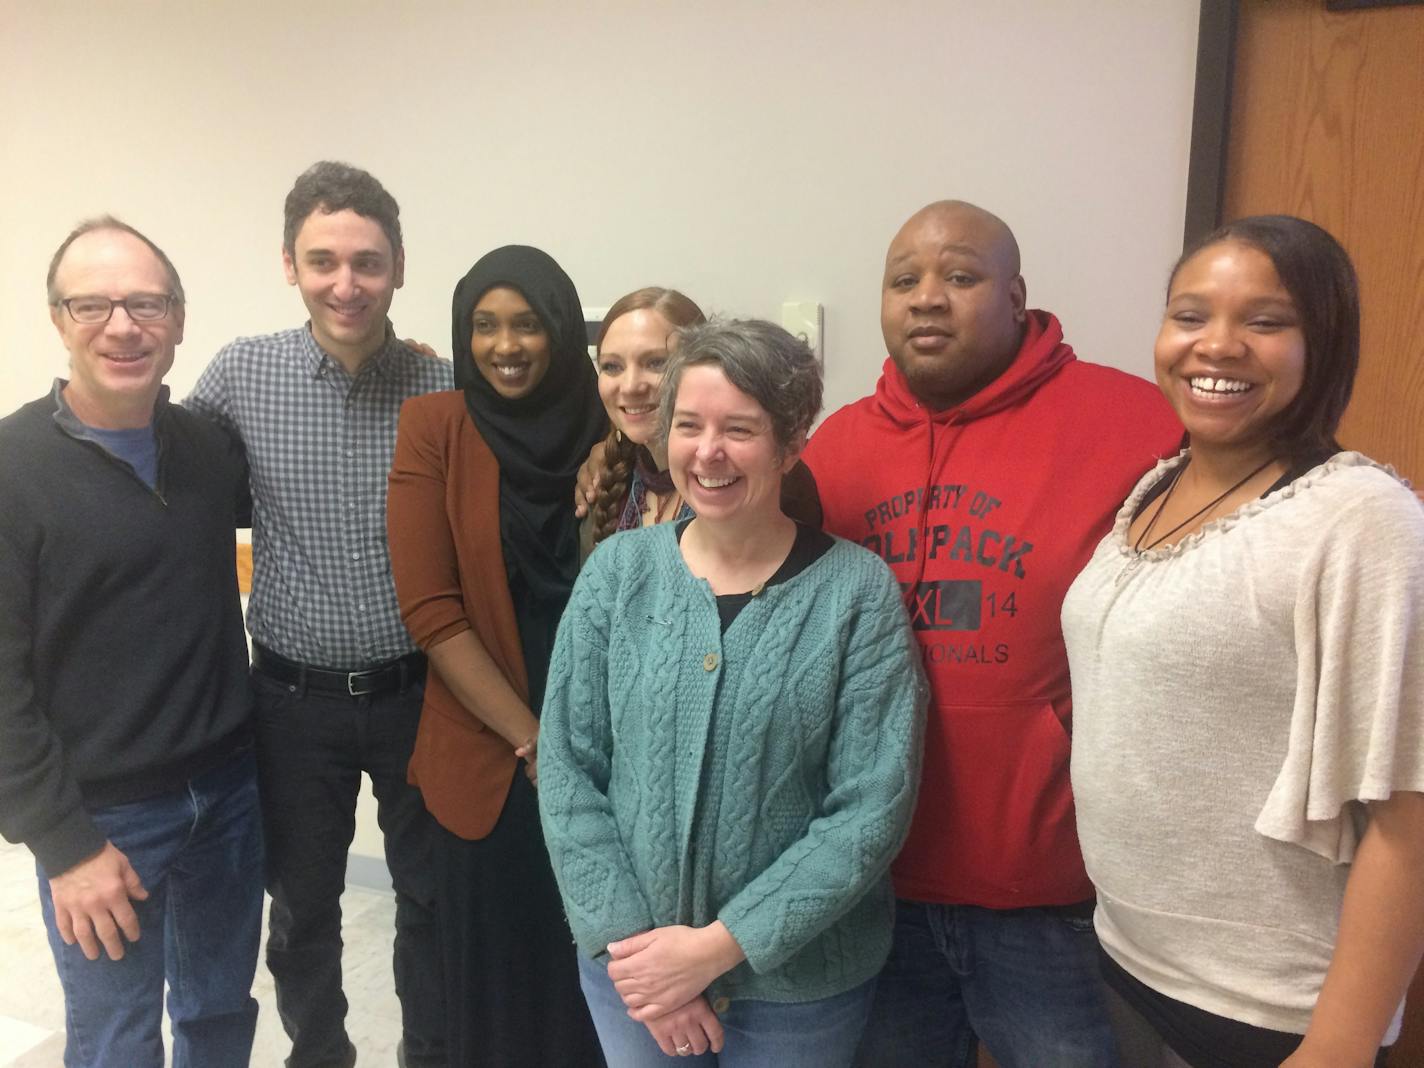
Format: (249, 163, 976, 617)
(187, 325, 453, 668)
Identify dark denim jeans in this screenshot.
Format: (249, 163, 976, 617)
(854, 899, 1121, 1068)
(580, 956, 874, 1068)
(252, 670, 444, 1068)
(37, 749, 263, 1068)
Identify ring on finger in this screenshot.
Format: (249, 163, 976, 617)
(675, 1042, 692, 1055)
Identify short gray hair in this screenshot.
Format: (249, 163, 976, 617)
(658, 318, 823, 452)
(46, 216, 185, 306)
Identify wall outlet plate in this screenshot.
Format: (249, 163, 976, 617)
(781, 301, 824, 364)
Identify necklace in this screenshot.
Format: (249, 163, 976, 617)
(650, 489, 682, 525)
(1133, 456, 1276, 553)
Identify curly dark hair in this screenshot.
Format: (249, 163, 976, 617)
(282, 161, 402, 256)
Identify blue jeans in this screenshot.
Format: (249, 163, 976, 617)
(579, 955, 873, 1068)
(854, 900, 1120, 1068)
(37, 749, 263, 1068)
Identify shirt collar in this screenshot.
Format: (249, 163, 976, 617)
(299, 322, 399, 380)
(50, 378, 168, 436)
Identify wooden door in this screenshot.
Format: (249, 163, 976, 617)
(1224, 0, 1424, 486)
(1225, 4, 1424, 1062)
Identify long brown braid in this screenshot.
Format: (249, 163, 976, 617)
(588, 429, 640, 544)
(589, 287, 706, 545)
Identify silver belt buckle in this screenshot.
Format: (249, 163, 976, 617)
(346, 670, 379, 697)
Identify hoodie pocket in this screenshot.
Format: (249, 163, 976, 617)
(897, 700, 1088, 905)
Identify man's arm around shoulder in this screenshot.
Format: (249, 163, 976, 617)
(183, 343, 241, 434)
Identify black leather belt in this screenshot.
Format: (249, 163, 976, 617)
(251, 642, 426, 698)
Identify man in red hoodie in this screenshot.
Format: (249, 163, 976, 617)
(804, 201, 1182, 1067)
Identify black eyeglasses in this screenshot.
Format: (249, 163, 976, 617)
(54, 294, 178, 324)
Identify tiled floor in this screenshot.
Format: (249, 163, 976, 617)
(0, 840, 402, 1067)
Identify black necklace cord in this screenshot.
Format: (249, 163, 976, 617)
(1133, 456, 1277, 553)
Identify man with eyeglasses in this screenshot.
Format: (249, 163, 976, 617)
(0, 218, 261, 1068)
(186, 161, 451, 1068)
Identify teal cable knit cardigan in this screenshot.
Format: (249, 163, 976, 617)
(539, 523, 925, 1005)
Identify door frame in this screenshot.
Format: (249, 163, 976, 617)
(1185, 0, 1239, 246)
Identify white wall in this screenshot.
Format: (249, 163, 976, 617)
(1, 0, 1199, 419)
(3, 0, 1199, 878)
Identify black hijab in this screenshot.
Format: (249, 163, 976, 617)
(451, 245, 607, 707)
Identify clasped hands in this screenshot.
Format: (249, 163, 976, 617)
(514, 734, 538, 786)
(606, 922, 745, 1057)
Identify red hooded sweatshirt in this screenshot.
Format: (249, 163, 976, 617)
(803, 311, 1181, 908)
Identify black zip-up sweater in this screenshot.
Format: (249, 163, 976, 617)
(0, 384, 253, 874)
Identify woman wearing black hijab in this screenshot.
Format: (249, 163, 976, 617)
(387, 245, 607, 1066)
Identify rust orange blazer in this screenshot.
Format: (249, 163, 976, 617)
(387, 390, 526, 840)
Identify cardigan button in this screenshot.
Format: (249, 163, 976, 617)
(702, 652, 719, 671)
(712, 996, 730, 1014)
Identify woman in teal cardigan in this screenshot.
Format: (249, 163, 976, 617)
(539, 319, 925, 1066)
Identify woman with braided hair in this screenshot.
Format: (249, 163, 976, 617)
(585, 287, 707, 551)
(579, 291, 823, 547)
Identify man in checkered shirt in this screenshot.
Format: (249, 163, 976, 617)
(187, 162, 451, 1068)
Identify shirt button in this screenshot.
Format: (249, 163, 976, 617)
(703, 652, 719, 672)
(352, 552, 361, 561)
(712, 996, 730, 1014)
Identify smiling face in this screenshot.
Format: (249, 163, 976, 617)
(597, 308, 676, 446)
(283, 208, 403, 369)
(1155, 240, 1306, 459)
(667, 363, 798, 528)
(881, 202, 1027, 410)
(50, 229, 184, 428)
(469, 286, 552, 400)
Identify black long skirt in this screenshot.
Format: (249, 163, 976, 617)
(433, 769, 605, 1067)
